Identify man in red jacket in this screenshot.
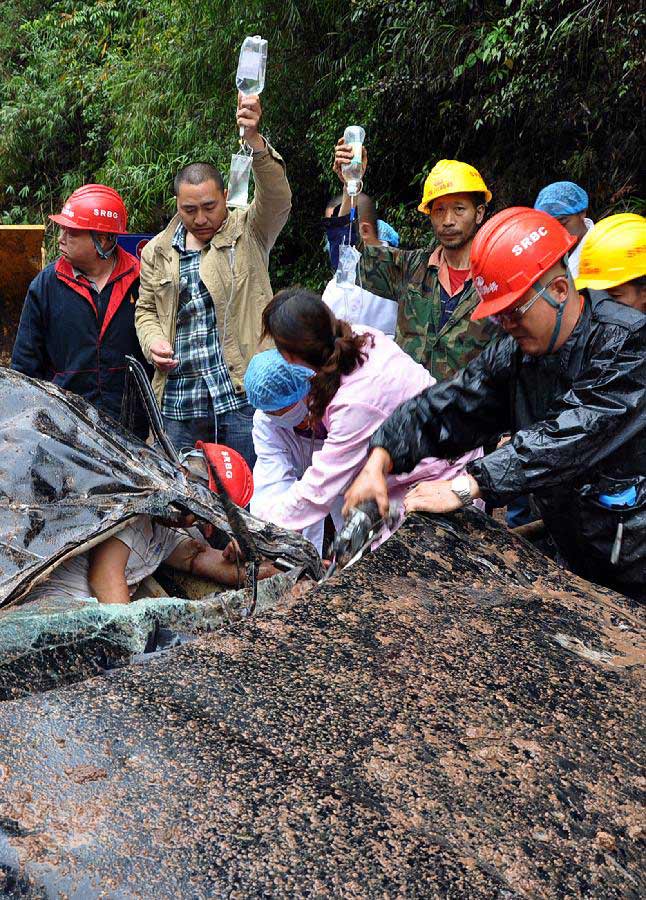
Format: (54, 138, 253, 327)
(12, 184, 150, 435)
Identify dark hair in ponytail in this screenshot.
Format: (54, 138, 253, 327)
(261, 286, 374, 421)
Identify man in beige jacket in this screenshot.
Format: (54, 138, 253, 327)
(135, 94, 291, 468)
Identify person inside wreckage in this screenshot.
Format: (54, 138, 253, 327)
(344, 207, 646, 602)
(0, 361, 325, 611)
(20, 513, 277, 606)
(20, 445, 277, 606)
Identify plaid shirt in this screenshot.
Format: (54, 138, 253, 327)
(162, 223, 244, 420)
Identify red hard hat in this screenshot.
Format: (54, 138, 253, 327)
(195, 442, 254, 507)
(49, 184, 128, 234)
(470, 207, 577, 320)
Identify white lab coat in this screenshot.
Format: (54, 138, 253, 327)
(322, 278, 398, 337)
(250, 410, 345, 555)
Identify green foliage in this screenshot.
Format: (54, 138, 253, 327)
(0, 1, 140, 226)
(1, 0, 644, 285)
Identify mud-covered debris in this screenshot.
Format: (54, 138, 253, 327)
(0, 367, 323, 610)
(0, 512, 643, 897)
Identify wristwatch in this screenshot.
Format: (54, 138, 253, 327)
(450, 475, 473, 507)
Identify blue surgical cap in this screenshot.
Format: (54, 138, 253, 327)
(244, 349, 313, 412)
(534, 181, 589, 217)
(377, 219, 400, 247)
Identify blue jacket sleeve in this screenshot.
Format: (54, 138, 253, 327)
(322, 213, 359, 272)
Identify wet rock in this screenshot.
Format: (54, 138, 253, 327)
(0, 511, 644, 898)
(595, 831, 617, 852)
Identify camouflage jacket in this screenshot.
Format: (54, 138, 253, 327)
(360, 243, 498, 381)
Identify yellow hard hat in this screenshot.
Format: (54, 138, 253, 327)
(418, 159, 492, 215)
(575, 213, 646, 290)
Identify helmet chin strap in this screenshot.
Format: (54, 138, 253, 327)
(91, 232, 118, 260)
(543, 292, 565, 354)
(538, 259, 573, 354)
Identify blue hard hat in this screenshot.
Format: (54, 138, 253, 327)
(534, 181, 589, 217)
(244, 349, 313, 412)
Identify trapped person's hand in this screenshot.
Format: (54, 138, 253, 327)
(149, 339, 178, 371)
(222, 539, 242, 563)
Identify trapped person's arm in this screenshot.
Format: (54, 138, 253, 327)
(88, 536, 132, 604)
(164, 537, 277, 585)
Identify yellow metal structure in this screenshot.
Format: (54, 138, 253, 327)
(0, 225, 45, 364)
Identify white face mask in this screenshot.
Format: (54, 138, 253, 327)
(270, 398, 309, 429)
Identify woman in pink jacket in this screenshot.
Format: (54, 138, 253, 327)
(259, 287, 482, 540)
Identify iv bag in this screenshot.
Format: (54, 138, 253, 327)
(236, 36, 268, 96)
(227, 151, 253, 209)
(342, 125, 365, 196)
(236, 36, 268, 138)
(335, 243, 361, 286)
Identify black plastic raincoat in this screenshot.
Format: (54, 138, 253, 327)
(370, 296, 646, 600)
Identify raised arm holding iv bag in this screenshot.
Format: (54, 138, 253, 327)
(229, 36, 268, 209)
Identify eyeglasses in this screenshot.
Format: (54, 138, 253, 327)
(491, 277, 559, 325)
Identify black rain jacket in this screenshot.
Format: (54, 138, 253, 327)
(370, 296, 646, 600)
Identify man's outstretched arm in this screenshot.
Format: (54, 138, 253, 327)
(242, 94, 292, 252)
(164, 538, 277, 586)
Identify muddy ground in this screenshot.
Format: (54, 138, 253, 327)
(0, 510, 643, 898)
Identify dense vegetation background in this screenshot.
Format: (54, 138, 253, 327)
(1, 0, 643, 288)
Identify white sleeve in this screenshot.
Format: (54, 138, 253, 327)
(322, 281, 398, 337)
(111, 515, 149, 553)
(250, 413, 329, 555)
(249, 412, 302, 521)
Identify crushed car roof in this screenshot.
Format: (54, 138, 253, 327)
(0, 368, 323, 608)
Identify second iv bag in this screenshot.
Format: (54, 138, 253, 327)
(342, 125, 365, 196)
(227, 152, 253, 209)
